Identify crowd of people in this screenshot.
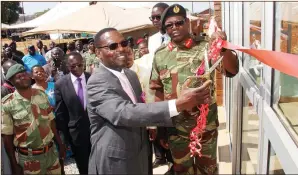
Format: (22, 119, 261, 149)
(1, 2, 239, 175)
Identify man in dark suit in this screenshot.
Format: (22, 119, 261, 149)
(55, 52, 91, 174)
(86, 28, 212, 174)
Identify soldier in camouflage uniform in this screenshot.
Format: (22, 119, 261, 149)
(83, 39, 101, 73)
(1, 64, 66, 175)
(150, 4, 239, 174)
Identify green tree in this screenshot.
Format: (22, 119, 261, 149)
(34, 8, 50, 18)
(1, 1, 22, 24)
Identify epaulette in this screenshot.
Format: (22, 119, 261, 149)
(154, 43, 168, 55)
(2, 93, 13, 103)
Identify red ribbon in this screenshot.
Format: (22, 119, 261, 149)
(223, 40, 298, 79)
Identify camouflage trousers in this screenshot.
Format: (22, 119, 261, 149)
(17, 144, 61, 174)
(168, 129, 218, 175)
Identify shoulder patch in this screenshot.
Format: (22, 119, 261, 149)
(154, 44, 168, 55)
(2, 93, 13, 103)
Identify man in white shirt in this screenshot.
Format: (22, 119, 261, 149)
(86, 27, 211, 174)
(36, 40, 47, 57)
(147, 2, 174, 169)
(148, 3, 171, 54)
(45, 41, 56, 63)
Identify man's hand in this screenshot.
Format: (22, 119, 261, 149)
(210, 31, 239, 75)
(148, 129, 157, 141)
(175, 79, 212, 112)
(209, 31, 227, 45)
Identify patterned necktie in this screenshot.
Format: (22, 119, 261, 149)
(77, 78, 84, 106)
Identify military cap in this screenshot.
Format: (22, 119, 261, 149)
(88, 38, 94, 44)
(5, 64, 26, 80)
(27, 44, 34, 49)
(161, 4, 187, 28)
(127, 36, 133, 41)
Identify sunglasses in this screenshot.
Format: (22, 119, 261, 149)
(149, 15, 161, 21)
(164, 19, 186, 29)
(97, 40, 129, 50)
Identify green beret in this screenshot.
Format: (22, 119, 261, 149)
(88, 38, 94, 44)
(5, 64, 26, 80)
(161, 4, 187, 28)
(127, 36, 133, 42)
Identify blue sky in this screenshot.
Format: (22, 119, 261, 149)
(22, 1, 213, 15)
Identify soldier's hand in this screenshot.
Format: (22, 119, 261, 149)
(209, 31, 227, 46)
(175, 80, 211, 112)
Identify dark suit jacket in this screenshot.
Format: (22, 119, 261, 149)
(55, 72, 91, 146)
(87, 65, 173, 174)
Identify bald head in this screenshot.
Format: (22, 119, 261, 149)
(67, 52, 84, 77)
(49, 41, 56, 50)
(94, 28, 117, 46)
(51, 47, 64, 60)
(2, 60, 17, 76)
(67, 52, 83, 62)
(75, 40, 83, 52)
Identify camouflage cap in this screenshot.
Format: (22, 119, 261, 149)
(161, 4, 187, 28)
(5, 64, 26, 80)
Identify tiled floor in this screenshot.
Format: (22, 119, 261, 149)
(153, 106, 232, 174)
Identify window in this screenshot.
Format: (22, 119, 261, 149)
(267, 142, 285, 174)
(273, 2, 298, 144)
(243, 2, 263, 84)
(241, 92, 259, 174)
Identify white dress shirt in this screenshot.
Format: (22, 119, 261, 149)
(148, 32, 170, 54)
(45, 50, 52, 62)
(38, 49, 46, 57)
(70, 73, 87, 109)
(101, 63, 179, 117)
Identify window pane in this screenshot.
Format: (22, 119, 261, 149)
(273, 2, 298, 144)
(268, 142, 285, 174)
(243, 2, 263, 85)
(241, 92, 259, 174)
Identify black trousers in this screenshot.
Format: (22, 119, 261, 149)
(154, 127, 173, 163)
(70, 142, 91, 174)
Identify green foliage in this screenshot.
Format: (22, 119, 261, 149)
(1, 1, 22, 24)
(34, 8, 50, 18)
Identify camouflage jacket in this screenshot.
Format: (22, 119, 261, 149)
(83, 51, 100, 73)
(133, 48, 140, 60)
(150, 37, 219, 136)
(1, 89, 55, 148)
